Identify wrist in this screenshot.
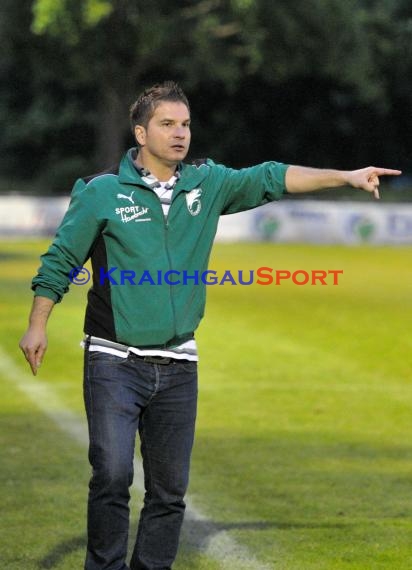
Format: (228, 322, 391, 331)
(338, 171, 351, 187)
(27, 318, 48, 332)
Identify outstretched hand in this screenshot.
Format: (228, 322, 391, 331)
(346, 167, 402, 199)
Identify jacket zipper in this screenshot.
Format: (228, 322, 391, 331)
(164, 214, 178, 341)
(152, 193, 177, 343)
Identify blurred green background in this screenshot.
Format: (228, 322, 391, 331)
(1, 0, 411, 199)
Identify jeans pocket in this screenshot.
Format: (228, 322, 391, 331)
(87, 350, 128, 364)
(173, 360, 198, 373)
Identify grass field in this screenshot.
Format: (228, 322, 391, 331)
(1, 239, 411, 569)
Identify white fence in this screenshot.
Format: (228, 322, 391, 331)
(1, 196, 412, 244)
(217, 200, 412, 245)
(0, 196, 70, 237)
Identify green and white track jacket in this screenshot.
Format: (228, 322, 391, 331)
(32, 148, 289, 348)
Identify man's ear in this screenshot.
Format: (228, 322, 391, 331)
(135, 125, 146, 146)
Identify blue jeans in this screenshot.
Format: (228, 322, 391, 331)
(83, 350, 198, 570)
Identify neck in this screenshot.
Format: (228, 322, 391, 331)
(135, 151, 177, 182)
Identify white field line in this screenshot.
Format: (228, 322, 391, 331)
(0, 347, 271, 570)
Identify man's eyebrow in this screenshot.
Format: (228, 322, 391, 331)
(159, 117, 191, 123)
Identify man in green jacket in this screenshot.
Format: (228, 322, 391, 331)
(19, 81, 401, 570)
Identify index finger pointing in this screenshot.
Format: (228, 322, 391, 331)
(374, 168, 402, 176)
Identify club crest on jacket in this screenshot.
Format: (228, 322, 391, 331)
(186, 188, 202, 216)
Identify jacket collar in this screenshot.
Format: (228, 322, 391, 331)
(118, 148, 210, 192)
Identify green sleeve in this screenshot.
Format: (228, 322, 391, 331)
(31, 178, 103, 303)
(212, 161, 290, 215)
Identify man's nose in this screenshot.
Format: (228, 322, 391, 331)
(174, 126, 186, 138)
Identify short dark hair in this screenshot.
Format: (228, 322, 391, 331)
(129, 81, 190, 133)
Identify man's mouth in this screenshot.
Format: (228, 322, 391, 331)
(171, 144, 185, 151)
